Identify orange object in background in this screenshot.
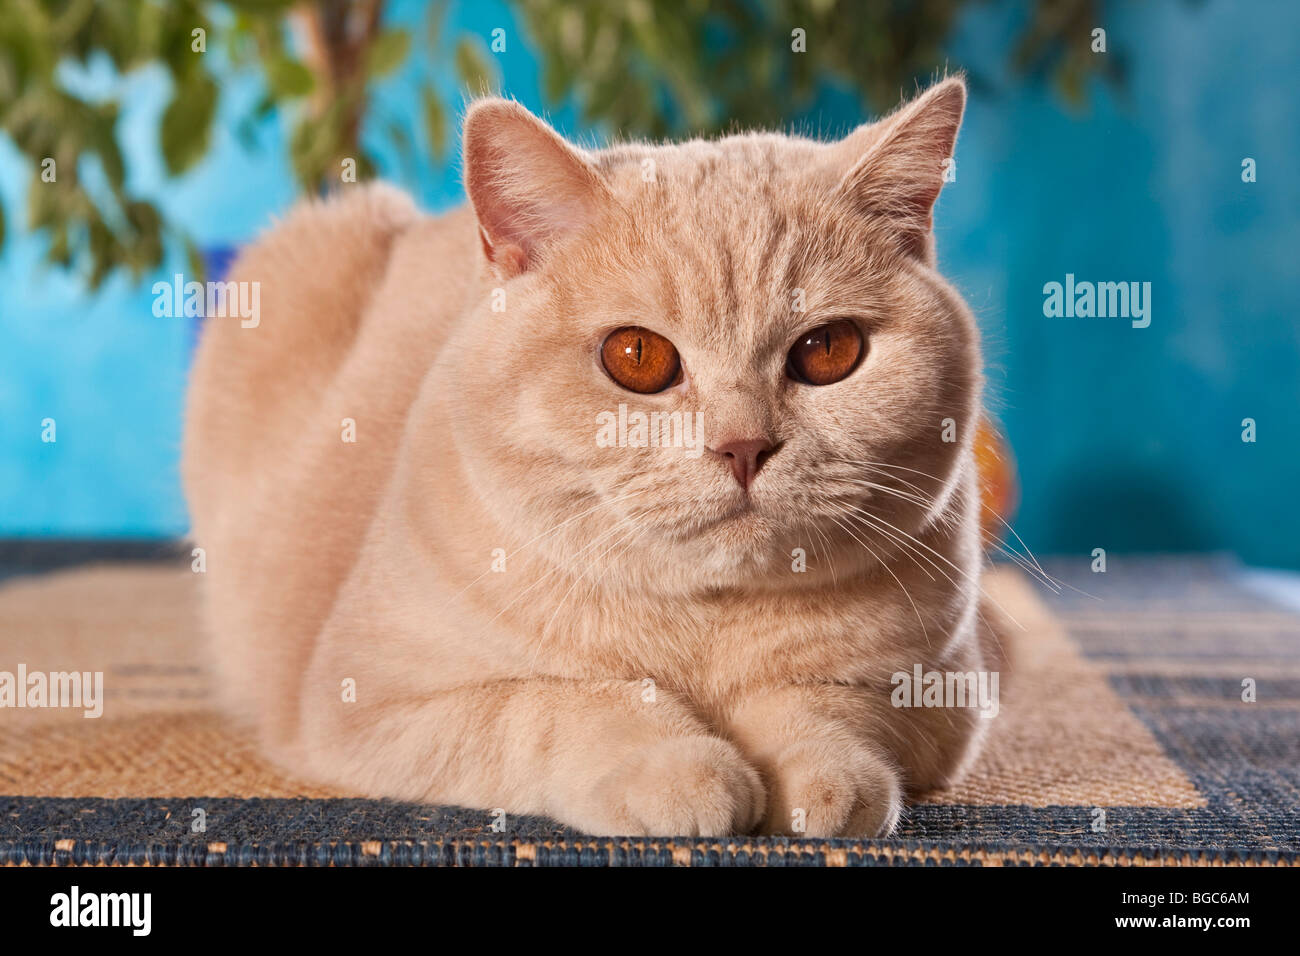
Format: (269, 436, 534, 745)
(975, 418, 1019, 541)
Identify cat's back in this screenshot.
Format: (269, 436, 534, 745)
(184, 186, 476, 494)
(182, 185, 478, 734)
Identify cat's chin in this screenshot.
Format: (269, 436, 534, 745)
(673, 505, 794, 576)
(674, 498, 774, 545)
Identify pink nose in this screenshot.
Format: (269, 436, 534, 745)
(709, 438, 776, 491)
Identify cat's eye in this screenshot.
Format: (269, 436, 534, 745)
(601, 326, 683, 393)
(786, 320, 864, 386)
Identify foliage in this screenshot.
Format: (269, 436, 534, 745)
(518, 0, 1121, 139)
(0, 0, 1114, 289)
(0, 0, 493, 288)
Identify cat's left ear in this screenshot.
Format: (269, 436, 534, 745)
(831, 77, 966, 259)
(463, 98, 612, 278)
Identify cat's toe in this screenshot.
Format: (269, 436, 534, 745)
(759, 739, 901, 838)
(588, 735, 765, 837)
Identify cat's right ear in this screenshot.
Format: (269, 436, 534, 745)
(830, 77, 966, 261)
(463, 98, 611, 279)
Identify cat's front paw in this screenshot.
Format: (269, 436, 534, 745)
(759, 739, 901, 838)
(581, 735, 765, 837)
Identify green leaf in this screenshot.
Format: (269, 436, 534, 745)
(86, 215, 113, 289)
(366, 28, 411, 78)
(454, 36, 496, 94)
(421, 86, 447, 160)
(96, 110, 127, 190)
(288, 114, 325, 188)
(49, 224, 71, 266)
(265, 55, 313, 98)
(124, 199, 162, 237)
(160, 70, 218, 175)
(425, 0, 448, 51)
(288, 99, 346, 190)
(184, 235, 205, 285)
(542, 57, 575, 104)
(26, 170, 59, 229)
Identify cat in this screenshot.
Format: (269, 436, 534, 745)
(183, 75, 1007, 838)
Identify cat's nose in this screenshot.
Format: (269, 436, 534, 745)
(709, 438, 777, 491)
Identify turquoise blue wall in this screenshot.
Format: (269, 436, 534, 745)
(1, 1, 1297, 567)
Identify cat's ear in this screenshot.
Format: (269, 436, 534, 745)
(463, 98, 611, 278)
(831, 77, 965, 259)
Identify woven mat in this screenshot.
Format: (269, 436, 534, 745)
(1, 555, 1296, 866)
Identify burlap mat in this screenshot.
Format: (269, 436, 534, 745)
(0, 563, 1202, 808)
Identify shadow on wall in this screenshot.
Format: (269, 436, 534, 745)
(1042, 464, 1222, 557)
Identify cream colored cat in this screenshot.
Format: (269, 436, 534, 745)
(183, 76, 1006, 838)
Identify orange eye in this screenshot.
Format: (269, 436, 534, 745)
(787, 320, 864, 386)
(601, 326, 683, 393)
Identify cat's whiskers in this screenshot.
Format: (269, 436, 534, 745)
(808, 518, 838, 585)
(826, 491, 1018, 652)
(979, 539, 1062, 594)
(845, 472, 1058, 594)
(834, 501, 1006, 645)
(833, 456, 1093, 601)
(823, 510, 931, 648)
(826, 498, 940, 583)
(817, 471, 1023, 639)
(835, 500, 1019, 670)
(830, 476, 1060, 599)
(837, 497, 1025, 632)
(839, 478, 935, 511)
(845, 457, 1042, 567)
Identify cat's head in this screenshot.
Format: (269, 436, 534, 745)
(445, 78, 981, 593)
